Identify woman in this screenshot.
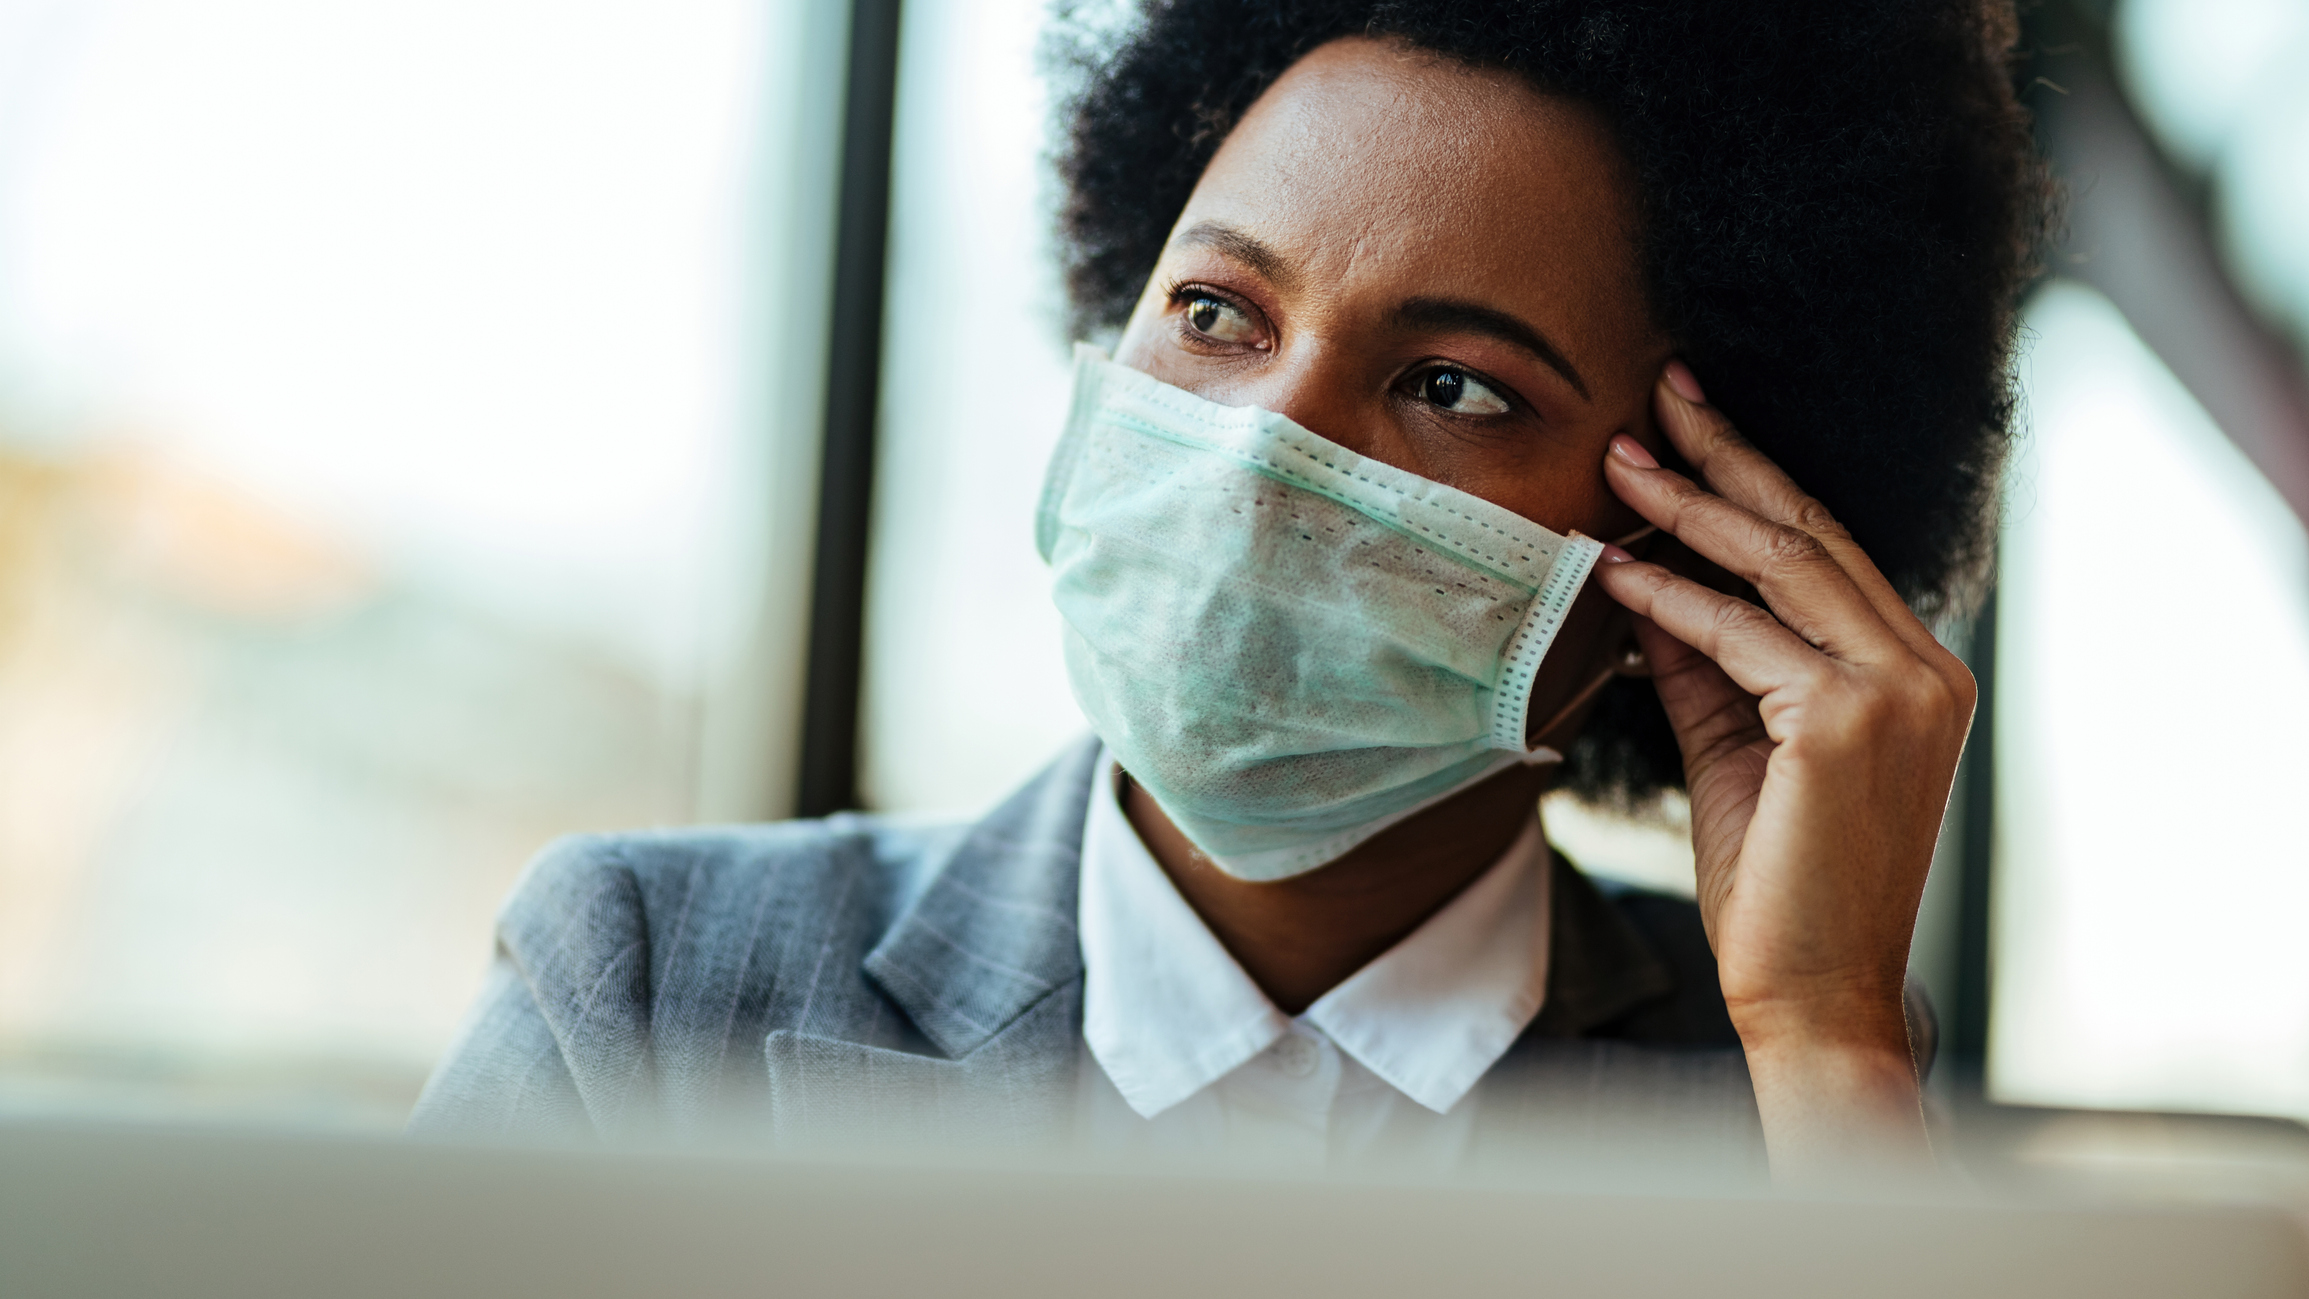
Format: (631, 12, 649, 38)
(412, 0, 2046, 1178)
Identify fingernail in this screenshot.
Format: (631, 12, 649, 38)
(1608, 434, 1658, 469)
(1664, 360, 1706, 405)
(1600, 543, 1637, 565)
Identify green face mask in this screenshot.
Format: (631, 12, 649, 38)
(1037, 346, 1607, 881)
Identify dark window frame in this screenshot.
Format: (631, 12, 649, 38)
(794, 0, 905, 818)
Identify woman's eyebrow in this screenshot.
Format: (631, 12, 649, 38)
(1172, 220, 1301, 292)
(1390, 297, 1591, 401)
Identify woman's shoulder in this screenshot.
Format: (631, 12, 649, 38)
(411, 745, 1105, 1139)
(411, 814, 983, 1139)
(493, 814, 969, 981)
(481, 814, 976, 1084)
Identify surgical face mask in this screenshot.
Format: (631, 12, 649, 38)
(1037, 345, 1612, 882)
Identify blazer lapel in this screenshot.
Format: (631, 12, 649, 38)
(765, 738, 1101, 1145)
(763, 985, 1084, 1146)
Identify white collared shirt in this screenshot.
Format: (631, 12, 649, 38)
(1074, 754, 1552, 1169)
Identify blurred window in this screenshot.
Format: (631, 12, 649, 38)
(1994, 282, 2309, 1118)
(0, 0, 831, 1121)
(855, 0, 1087, 817)
(1967, 0, 2309, 1121)
(2116, 0, 2309, 342)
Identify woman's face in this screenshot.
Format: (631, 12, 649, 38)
(1115, 36, 1672, 546)
(1115, 38, 1676, 731)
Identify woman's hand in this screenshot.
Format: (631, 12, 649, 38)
(1593, 362, 1974, 1177)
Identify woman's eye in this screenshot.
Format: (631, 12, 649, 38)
(1183, 295, 1259, 344)
(1418, 367, 1511, 416)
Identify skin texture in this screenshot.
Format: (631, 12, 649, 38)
(1112, 38, 1961, 1175)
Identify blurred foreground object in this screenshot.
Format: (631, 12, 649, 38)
(4, 1117, 2307, 1299)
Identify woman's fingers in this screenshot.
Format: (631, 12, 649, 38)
(1629, 614, 1771, 903)
(1651, 372, 1840, 537)
(1605, 441, 1900, 664)
(1650, 373, 1946, 661)
(1628, 613, 1768, 768)
(1594, 554, 1835, 702)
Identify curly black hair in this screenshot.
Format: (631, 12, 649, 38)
(1051, 0, 2051, 806)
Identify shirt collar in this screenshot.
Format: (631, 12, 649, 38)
(1078, 753, 1551, 1118)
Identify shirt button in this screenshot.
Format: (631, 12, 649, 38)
(1272, 1034, 1320, 1078)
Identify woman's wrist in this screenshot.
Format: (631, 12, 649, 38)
(1732, 993, 1934, 1180)
(1728, 983, 1911, 1058)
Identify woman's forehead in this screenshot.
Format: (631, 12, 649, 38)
(1174, 38, 1648, 338)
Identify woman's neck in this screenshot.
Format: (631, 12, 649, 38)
(1122, 765, 1551, 1015)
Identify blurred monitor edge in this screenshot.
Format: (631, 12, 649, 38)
(5, 1115, 2309, 1299)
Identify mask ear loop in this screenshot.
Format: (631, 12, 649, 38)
(1518, 663, 1615, 762)
(1516, 521, 1660, 761)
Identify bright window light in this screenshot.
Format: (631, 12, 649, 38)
(1992, 281, 2309, 1119)
(859, 0, 1086, 817)
(0, 0, 791, 1117)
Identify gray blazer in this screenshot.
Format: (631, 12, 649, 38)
(410, 739, 1866, 1171)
